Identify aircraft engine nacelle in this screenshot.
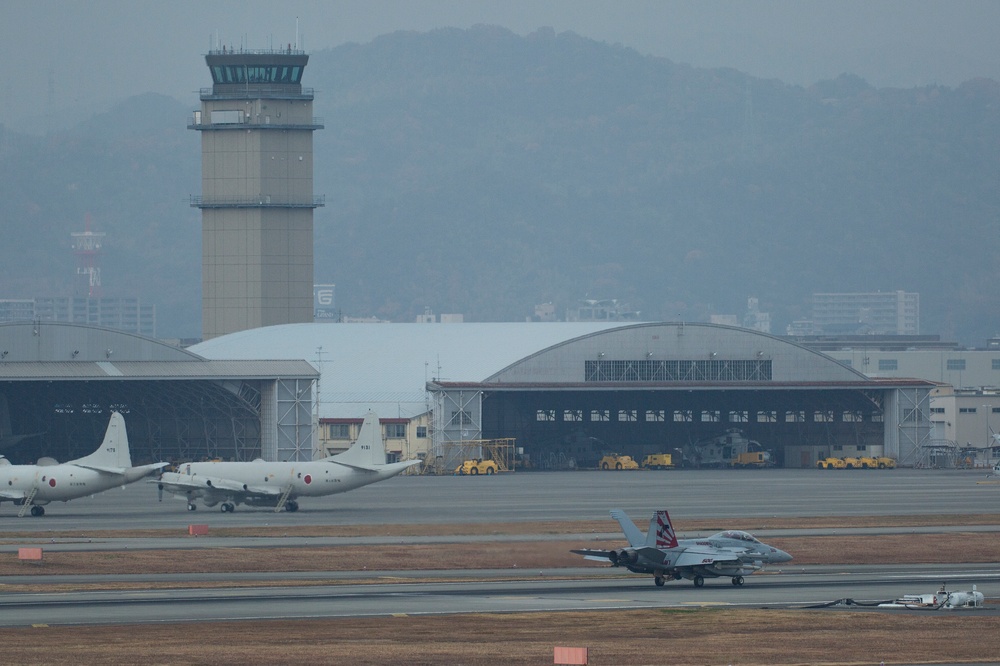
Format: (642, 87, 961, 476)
(610, 549, 638, 567)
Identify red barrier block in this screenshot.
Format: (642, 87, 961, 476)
(554, 646, 588, 665)
(188, 524, 209, 536)
(18, 547, 43, 562)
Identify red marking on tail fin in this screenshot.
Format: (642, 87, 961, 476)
(655, 511, 678, 548)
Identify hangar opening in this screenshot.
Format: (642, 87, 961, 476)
(0, 322, 317, 465)
(428, 323, 933, 469)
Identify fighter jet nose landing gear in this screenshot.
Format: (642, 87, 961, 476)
(732, 575, 744, 586)
(221, 502, 235, 513)
(187, 503, 197, 511)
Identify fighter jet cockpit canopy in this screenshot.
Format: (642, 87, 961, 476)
(712, 530, 761, 543)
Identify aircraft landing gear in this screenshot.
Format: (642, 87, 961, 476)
(693, 575, 705, 588)
(221, 502, 235, 513)
(30, 505, 44, 517)
(654, 575, 665, 587)
(732, 575, 744, 586)
(285, 500, 299, 512)
(187, 503, 197, 511)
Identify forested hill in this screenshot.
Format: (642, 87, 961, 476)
(1, 26, 998, 342)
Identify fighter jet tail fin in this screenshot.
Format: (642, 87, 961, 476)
(71, 412, 132, 470)
(329, 411, 387, 468)
(610, 509, 647, 548)
(651, 510, 679, 549)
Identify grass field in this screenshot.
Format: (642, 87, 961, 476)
(2, 514, 998, 664)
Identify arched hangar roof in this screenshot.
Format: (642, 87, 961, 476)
(190, 322, 625, 418)
(0, 321, 316, 380)
(190, 322, 904, 419)
(485, 321, 869, 384)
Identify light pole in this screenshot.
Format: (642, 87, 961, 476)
(985, 405, 994, 451)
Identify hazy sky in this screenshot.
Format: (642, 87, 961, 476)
(3, 0, 999, 132)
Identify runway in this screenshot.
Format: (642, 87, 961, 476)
(1, 468, 997, 629)
(1, 564, 997, 627)
(2, 467, 997, 530)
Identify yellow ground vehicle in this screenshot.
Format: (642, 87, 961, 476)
(841, 457, 863, 469)
(599, 454, 639, 470)
(641, 453, 674, 470)
(857, 456, 879, 469)
(731, 451, 772, 468)
(816, 457, 847, 469)
(454, 459, 498, 475)
(873, 456, 896, 469)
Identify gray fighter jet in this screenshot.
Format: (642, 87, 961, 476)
(572, 509, 792, 587)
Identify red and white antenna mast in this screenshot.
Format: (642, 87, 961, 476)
(71, 213, 105, 298)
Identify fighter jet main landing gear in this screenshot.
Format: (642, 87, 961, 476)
(221, 502, 235, 513)
(284, 500, 299, 512)
(187, 503, 197, 511)
(693, 575, 705, 587)
(654, 575, 665, 587)
(732, 575, 744, 586)
(30, 505, 44, 517)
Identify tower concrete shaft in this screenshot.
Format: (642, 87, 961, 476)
(190, 48, 323, 340)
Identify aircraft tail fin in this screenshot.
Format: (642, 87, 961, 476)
(72, 412, 132, 470)
(329, 411, 386, 468)
(610, 509, 647, 548)
(650, 510, 679, 549)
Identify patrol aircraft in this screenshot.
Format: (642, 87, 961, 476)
(572, 509, 793, 587)
(156, 411, 420, 512)
(0, 412, 167, 517)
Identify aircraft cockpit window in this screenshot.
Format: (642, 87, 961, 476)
(719, 530, 759, 542)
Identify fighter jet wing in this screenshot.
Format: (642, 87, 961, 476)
(570, 548, 615, 562)
(673, 547, 742, 568)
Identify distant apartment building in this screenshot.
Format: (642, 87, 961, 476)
(415, 308, 465, 324)
(566, 299, 640, 322)
(529, 303, 558, 322)
(710, 297, 771, 334)
(794, 291, 919, 336)
(0, 300, 35, 323)
(0, 297, 155, 337)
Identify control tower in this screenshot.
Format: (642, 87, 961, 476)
(190, 47, 324, 339)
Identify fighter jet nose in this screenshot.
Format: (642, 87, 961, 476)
(776, 549, 793, 563)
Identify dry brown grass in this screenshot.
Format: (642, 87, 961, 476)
(2, 512, 998, 541)
(3, 515, 1000, 664)
(2, 532, 999, 580)
(2, 609, 1000, 665)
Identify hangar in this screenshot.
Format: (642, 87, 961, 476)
(0, 321, 317, 465)
(428, 323, 935, 468)
(192, 321, 934, 468)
